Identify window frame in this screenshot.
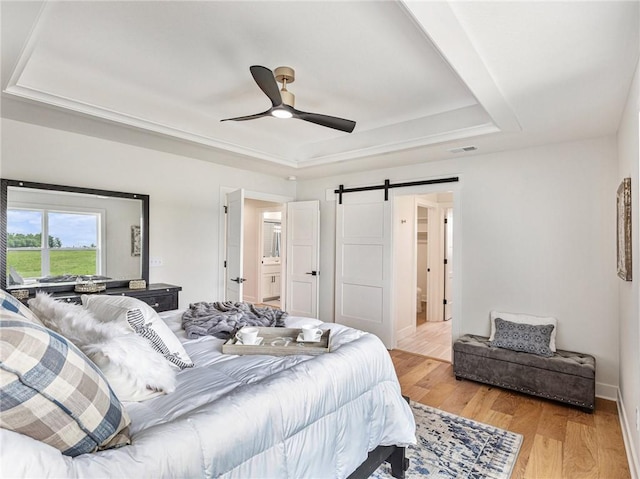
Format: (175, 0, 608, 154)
(7, 202, 106, 279)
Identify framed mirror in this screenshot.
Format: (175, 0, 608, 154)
(1, 179, 149, 292)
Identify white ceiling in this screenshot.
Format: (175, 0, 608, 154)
(2, 1, 638, 179)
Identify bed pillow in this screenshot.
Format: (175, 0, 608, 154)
(0, 289, 44, 326)
(489, 310, 557, 351)
(0, 313, 131, 457)
(28, 293, 176, 402)
(81, 295, 194, 370)
(490, 317, 555, 357)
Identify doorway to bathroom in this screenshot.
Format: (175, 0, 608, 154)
(394, 192, 453, 362)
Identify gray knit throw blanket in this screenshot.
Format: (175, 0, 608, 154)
(182, 301, 288, 340)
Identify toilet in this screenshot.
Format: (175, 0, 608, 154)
(416, 287, 422, 313)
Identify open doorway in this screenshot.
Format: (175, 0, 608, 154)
(395, 192, 453, 362)
(241, 199, 284, 309)
(221, 188, 321, 318)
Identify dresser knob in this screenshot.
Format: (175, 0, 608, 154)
(152, 303, 160, 308)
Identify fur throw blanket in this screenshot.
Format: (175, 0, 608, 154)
(182, 302, 288, 340)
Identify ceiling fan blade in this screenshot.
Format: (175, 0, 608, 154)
(292, 109, 356, 133)
(250, 65, 282, 108)
(220, 109, 272, 122)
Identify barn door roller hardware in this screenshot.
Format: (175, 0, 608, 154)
(334, 177, 459, 204)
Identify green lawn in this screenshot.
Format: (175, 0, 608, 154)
(7, 250, 97, 278)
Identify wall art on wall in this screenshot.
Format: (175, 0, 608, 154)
(617, 177, 632, 281)
(131, 225, 141, 257)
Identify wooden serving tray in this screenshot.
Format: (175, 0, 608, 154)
(222, 327, 331, 356)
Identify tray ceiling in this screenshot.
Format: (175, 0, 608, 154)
(2, 1, 638, 178)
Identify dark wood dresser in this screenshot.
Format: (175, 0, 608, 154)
(41, 283, 182, 312)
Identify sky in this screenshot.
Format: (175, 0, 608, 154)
(8, 210, 98, 248)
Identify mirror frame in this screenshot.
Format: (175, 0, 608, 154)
(0, 179, 150, 292)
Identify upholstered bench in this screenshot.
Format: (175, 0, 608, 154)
(453, 334, 595, 412)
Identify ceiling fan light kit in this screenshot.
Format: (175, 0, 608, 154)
(221, 65, 356, 133)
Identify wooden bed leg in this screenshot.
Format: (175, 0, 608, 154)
(387, 446, 408, 479)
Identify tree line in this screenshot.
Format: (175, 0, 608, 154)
(8, 233, 63, 248)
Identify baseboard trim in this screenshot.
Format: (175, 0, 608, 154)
(595, 382, 618, 401)
(618, 389, 639, 479)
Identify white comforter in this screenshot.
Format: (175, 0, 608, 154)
(1, 311, 415, 479)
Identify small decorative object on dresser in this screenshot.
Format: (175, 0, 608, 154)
(128, 279, 147, 290)
(74, 281, 106, 294)
(10, 289, 29, 300)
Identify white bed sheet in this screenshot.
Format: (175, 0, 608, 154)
(2, 310, 416, 479)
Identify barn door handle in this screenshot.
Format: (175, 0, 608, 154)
(230, 277, 246, 283)
(305, 271, 319, 276)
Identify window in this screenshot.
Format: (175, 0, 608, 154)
(7, 208, 101, 282)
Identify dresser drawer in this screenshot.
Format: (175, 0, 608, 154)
(29, 283, 181, 313)
(128, 293, 178, 312)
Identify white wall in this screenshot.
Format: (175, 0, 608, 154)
(297, 137, 619, 394)
(0, 118, 296, 306)
(617, 54, 640, 477)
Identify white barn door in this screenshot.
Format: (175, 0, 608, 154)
(335, 190, 394, 348)
(225, 189, 244, 301)
(285, 201, 320, 318)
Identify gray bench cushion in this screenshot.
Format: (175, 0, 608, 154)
(453, 334, 595, 410)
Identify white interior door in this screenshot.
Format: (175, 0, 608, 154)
(285, 200, 320, 318)
(335, 191, 393, 348)
(225, 189, 244, 302)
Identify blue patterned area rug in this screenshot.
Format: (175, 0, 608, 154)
(373, 402, 523, 479)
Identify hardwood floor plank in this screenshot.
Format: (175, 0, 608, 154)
(389, 349, 631, 479)
(563, 421, 598, 479)
(491, 390, 521, 416)
(508, 398, 544, 479)
(459, 384, 502, 420)
(437, 377, 482, 415)
(524, 434, 564, 479)
(537, 401, 569, 442)
(594, 411, 631, 479)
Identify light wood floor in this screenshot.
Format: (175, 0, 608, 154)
(390, 350, 631, 479)
(396, 317, 452, 362)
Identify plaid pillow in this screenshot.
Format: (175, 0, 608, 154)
(0, 315, 131, 456)
(0, 289, 43, 326)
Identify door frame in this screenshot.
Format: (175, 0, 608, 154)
(390, 182, 462, 350)
(219, 187, 294, 302)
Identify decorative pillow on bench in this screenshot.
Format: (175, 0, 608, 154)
(489, 310, 558, 351)
(490, 317, 555, 357)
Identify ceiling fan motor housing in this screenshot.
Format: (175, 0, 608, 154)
(275, 66, 295, 107)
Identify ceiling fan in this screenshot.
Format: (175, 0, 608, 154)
(221, 65, 356, 133)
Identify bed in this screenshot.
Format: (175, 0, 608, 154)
(0, 301, 416, 479)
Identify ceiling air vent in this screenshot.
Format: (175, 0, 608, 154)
(448, 145, 478, 154)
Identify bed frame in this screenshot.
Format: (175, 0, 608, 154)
(347, 444, 408, 479)
(347, 395, 410, 479)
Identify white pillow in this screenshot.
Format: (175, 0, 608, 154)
(81, 294, 194, 370)
(489, 310, 558, 352)
(28, 293, 176, 402)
